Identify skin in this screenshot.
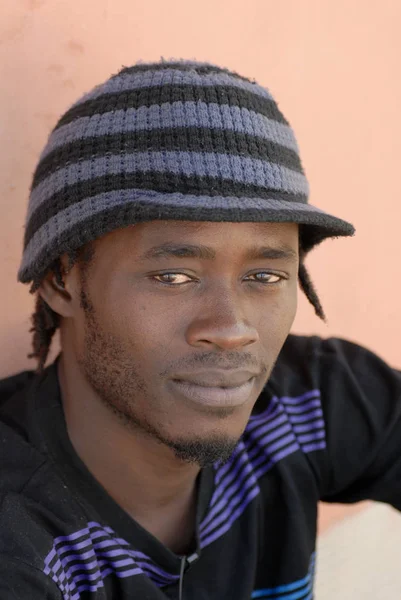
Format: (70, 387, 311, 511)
(39, 220, 299, 554)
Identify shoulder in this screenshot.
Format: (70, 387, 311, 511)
(0, 458, 89, 581)
(244, 334, 401, 481)
(0, 366, 51, 495)
(0, 368, 88, 571)
(270, 333, 398, 395)
(273, 333, 362, 370)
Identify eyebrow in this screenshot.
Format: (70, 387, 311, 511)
(140, 243, 298, 262)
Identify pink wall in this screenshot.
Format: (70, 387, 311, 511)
(1, 0, 400, 531)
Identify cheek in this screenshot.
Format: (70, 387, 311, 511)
(258, 286, 298, 347)
(97, 290, 180, 358)
(281, 286, 298, 334)
(287, 282, 298, 324)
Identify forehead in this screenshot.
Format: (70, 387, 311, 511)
(94, 220, 299, 257)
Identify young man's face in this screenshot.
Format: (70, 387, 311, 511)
(65, 220, 299, 466)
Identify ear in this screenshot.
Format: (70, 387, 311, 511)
(38, 255, 80, 319)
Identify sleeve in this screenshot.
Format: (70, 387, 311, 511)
(310, 337, 401, 508)
(0, 556, 62, 599)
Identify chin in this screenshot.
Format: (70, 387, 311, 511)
(157, 416, 248, 467)
(168, 434, 240, 467)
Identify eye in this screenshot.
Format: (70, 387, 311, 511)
(150, 271, 285, 286)
(245, 272, 283, 284)
(152, 273, 194, 285)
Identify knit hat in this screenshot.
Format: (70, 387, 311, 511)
(18, 60, 354, 285)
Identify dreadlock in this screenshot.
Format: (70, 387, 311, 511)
(28, 244, 95, 375)
(27, 241, 326, 376)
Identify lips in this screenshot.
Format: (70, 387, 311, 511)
(167, 377, 255, 407)
(172, 369, 258, 388)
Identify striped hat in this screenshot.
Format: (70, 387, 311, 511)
(18, 60, 354, 285)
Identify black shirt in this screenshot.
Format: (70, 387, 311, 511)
(1, 334, 401, 599)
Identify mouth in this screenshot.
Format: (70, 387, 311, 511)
(169, 377, 256, 408)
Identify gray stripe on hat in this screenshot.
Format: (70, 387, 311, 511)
(20, 188, 323, 275)
(69, 68, 273, 112)
(39, 103, 299, 163)
(28, 151, 308, 220)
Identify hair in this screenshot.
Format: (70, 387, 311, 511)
(27, 243, 96, 375)
(27, 238, 326, 376)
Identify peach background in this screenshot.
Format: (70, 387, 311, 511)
(1, 0, 400, 536)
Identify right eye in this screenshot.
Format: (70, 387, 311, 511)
(152, 273, 194, 285)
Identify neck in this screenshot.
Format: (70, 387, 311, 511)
(57, 350, 200, 554)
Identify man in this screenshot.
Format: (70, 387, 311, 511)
(0, 60, 400, 599)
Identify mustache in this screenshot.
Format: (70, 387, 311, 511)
(160, 351, 268, 377)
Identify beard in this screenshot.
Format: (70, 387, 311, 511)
(77, 286, 240, 468)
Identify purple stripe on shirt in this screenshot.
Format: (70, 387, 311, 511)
(278, 390, 321, 405)
(297, 430, 325, 444)
(282, 399, 322, 414)
(200, 485, 260, 548)
(293, 419, 325, 433)
(246, 410, 288, 437)
(302, 440, 326, 453)
(287, 408, 323, 423)
(201, 456, 257, 529)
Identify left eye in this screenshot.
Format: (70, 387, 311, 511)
(246, 272, 282, 284)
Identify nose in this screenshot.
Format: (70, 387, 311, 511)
(185, 289, 259, 351)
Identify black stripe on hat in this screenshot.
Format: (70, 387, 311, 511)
(32, 128, 303, 190)
(54, 85, 288, 131)
(24, 172, 307, 248)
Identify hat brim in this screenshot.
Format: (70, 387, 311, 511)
(18, 191, 355, 285)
